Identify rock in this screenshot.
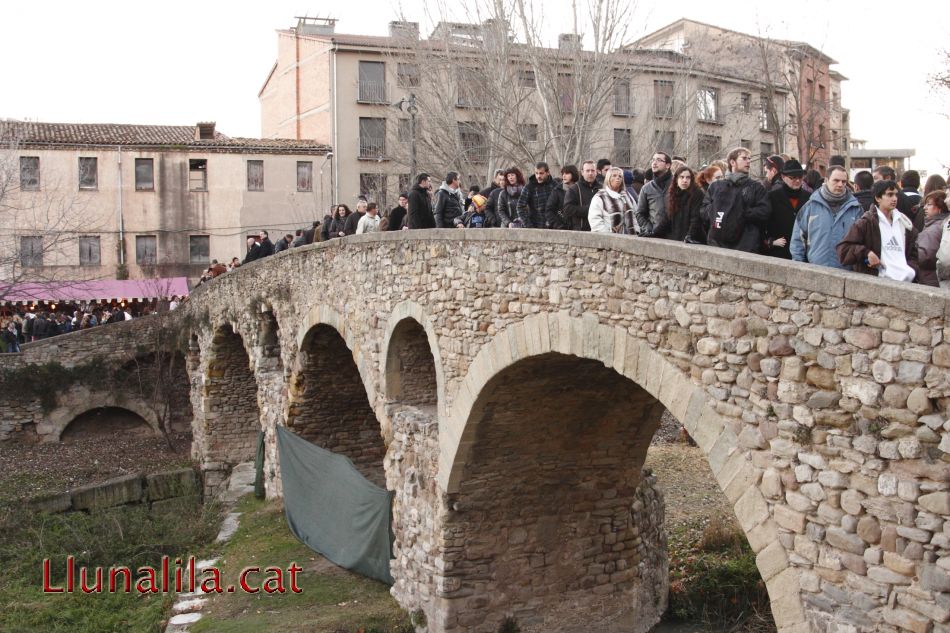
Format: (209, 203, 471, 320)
(919, 414, 945, 430)
(883, 551, 917, 576)
(897, 361, 926, 384)
(921, 563, 950, 592)
(868, 566, 913, 585)
(857, 516, 881, 544)
(730, 318, 747, 338)
(840, 490, 864, 515)
(919, 492, 950, 515)
(906, 387, 933, 415)
(897, 437, 922, 459)
(768, 335, 795, 356)
(933, 343, 950, 367)
(696, 337, 720, 355)
(882, 607, 932, 633)
(805, 366, 836, 391)
(872, 360, 895, 384)
(841, 377, 882, 406)
(747, 352, 763, 372)
(760, 357, 781, 377)
(807, 390, 840, 409)
(844, 327, 881, 350)
(881, 384, 910, 408)
(781, 357, 805, 381)
(826, 527, 867, 555)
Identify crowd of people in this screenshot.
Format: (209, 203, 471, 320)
(297, 148, 948, 289)
(1, 305, 140, 353)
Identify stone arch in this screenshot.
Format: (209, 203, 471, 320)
(47, 391, 161, 441)
(60, 406, 156, 440)
(289, 311, 386, 487)
(439, 313, 805, 633)
(381, 301, 445, 416)
(253, 307, 286, 498)
(200, 323, 261, 493)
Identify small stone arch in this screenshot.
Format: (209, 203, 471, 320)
(440, 312, 805, 633)
(289, 306, 386, 486)
(46, 389, 161, 441)
(381, 301, 444, 415)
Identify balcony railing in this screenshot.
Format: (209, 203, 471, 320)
(358, 137, 387, 159)
(358, 80, 388, 104)
(613, 95, 632, 116)
(613, 148, 632, 166)
(462, 146, 489, 164)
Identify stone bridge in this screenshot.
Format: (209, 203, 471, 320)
(5, 230, 950, 633)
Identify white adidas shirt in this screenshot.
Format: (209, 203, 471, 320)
(877, 209, 915, 282)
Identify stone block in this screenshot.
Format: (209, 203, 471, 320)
(919, 492, 950, 515)
(882, 551, 917, 576)
(826, 527, 866, 555)
(756, 540, 788, 581)
(882, 607, 933, 633)
(146, 468, 200, 502)
(72, 474, 143, 511)
(774, 504, 806, 533)
(921, 563, 950, 592)
(29, 492, 72, 513)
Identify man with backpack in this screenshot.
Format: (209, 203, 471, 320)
(702, 147, 771, 252)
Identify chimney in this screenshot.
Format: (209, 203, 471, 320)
(558, 33, 582, 51)
(389, 21, 419, 40)
(295, 16, 336, 37)
(195, 122, 216, 140)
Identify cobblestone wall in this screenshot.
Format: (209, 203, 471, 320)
(10, 230, 950, 633)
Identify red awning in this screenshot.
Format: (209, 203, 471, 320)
(1, 278, 190, 305)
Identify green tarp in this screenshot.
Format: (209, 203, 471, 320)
(276, 426, 395, 585)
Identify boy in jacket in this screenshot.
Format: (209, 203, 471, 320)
(837, 180, 918, 282)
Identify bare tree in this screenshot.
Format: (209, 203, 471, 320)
(0, 127, 103, 301)
(931, 48, 950, 103)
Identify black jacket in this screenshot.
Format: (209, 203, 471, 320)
(517, 175, 560, 228)
(702, 173, 771, 252)
(243, 243, 262, 264)
(497, 187, 522, 227)
(479, 184, 501, 228)
(854, 189, 875, 212)
(434, 186, 465, 228)
(408, 184, 435, 229)
(545, 184, 569, 230)
(388, 206, 407, 230)
(653, 187, 705, 243)
(764, 184, 811, 259)
(274, 238, 291, 253)
(562, 179, 601, 231)
(259, 238, 275, 257)
(343, 211, 364, 236)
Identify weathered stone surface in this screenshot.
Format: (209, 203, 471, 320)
(933, 343, 950, 367)
(907, 387, 934, 415)
(826, 527, 867, 555)
(146, 468, 200, 502)
(857, 516, 882, 544)
(882, 607, 934, 633)
(919, 493, 950, 516)
(768, 335, 795, 356)
(71, 474, 144, 511)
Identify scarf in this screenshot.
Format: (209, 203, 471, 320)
(506, 185, 523, 197)
(782, 183, 804, 209)
(819, 184, 848, 212)
(653, 169, 673, 191)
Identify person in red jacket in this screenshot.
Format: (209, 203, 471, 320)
(836, 180, 918, 282)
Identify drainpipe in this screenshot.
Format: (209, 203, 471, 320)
(116, 145, 125, 267)
(331, 43, 339, 204)
(295, 29, 302, 140)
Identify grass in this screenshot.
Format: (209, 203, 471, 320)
(189, 496, 412, 633)
(0, 499, 221, 633)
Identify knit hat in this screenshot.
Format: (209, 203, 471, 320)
(470, 194, 488, 210)
(623, 170, 634, 186)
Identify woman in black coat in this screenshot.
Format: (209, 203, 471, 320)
(648, 165, 704, 243)
(497, 167, 526, 228)
(328, 204, 351, 238)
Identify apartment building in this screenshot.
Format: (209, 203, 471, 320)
(632, 19, 851, 174)
(1, 121, 330, 282)
(259, 17, 796, 205)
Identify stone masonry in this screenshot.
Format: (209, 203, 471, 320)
(4, 230, 950, 633)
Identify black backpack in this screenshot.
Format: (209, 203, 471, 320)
(707, 180, 748, 246)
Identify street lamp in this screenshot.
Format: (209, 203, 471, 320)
(393, 93, 418, 183)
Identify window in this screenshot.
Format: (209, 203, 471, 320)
(20, 156, 39, 190)
(398, 173, 411, 194)
(697, 134, 721, 166)
(557, 74, 574, 113)
(358, 61, 386, 103)
(247, 160, 264, 191)
(20, 236, 42, 267)
(398, 119, 411, 143)
(79, 157, 98, 190)
(359, 118, 386, 159)
(396, 62, 419, 88)
(518, 70, 536, 88)
(189, 235, 210, 263)
(134, 158, 154, 191)
(614, 79, 632, 115)
(79, 236, 101, 266)
(523, 123, 539, 143)
(697, 87, 719, 122)
(613, 128, 631, 166)
(189, 159, 207, 191)
(760, 143, 773, 177)
(458, 122, 488, 163)
(136, 235, 157, 265)
(297, 161, 313, 191)
(818, 84, 826, 105)
(654, 130, 675, 155)
(359, 173, 387, 207)
(457, 70, 486, 108)
(851, 158, 872, 169)
(740, 92, 751, 113)
(759, 96, 773, 131)
(654, 80, 674, 118)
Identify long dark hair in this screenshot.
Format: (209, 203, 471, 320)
(504, 167, 525, 187)
(335, 204, 351, 218)
(667, 165, 700, 217)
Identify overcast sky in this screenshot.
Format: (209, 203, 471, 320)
(3, 0, 947, 175)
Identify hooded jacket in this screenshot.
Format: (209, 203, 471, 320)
(701, 172, 770, 252)
(517, 174, 560, 228)
(635, 170, 672, 234)
(561, 178, 601, 231)
(434, 182, 465, 228)
(836, 206, 919, 278)
(653, 187, 704, 242)
(789, 189, 862, 269)
(408, 184, 436, 229)
(917, 211, 950, 286)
